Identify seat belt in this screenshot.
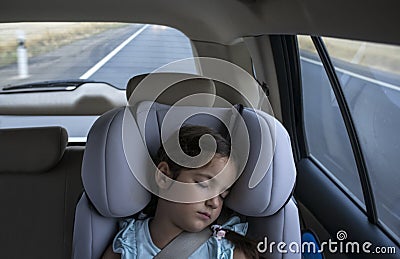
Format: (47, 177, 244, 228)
(154, 228, 212, 259)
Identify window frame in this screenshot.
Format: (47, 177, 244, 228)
(310, 36, 378, 224)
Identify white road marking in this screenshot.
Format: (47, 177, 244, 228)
(80, 24, 150, 79)
(300, 56, 400, 92)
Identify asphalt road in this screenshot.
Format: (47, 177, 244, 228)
(0, 24, 196, 89)
(85, 25, 196, 88)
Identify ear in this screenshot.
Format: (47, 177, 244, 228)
(155, 161, 173, 189)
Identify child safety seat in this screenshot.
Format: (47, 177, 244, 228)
(72, 73, 301, 259)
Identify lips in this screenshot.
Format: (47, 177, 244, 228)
(198, 211, 211, 219)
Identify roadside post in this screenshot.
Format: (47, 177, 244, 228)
(16, 30, 29, 78)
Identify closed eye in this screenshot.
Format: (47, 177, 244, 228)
(195, 180, 209, 188)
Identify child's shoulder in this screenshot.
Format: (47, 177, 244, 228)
(219, 215, 248, 236)
(113, 217, 160, 257)
(212, 213, 248, 239)
(196, 216, 248, 259)
(115, 216, 152, 243)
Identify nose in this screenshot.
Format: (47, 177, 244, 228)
(205, 196, 221, 209)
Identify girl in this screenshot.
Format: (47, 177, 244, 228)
(102, 125, 260, 259)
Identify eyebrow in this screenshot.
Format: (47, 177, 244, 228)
(195, 172, 215, 180)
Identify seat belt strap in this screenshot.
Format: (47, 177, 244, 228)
(154, 228, 212, 259)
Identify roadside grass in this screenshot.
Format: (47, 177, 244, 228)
(0, 22, 127, 67)
(298, 35, 400, 75)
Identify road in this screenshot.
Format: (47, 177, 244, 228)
(82, 24, 197, 88)
(0, 24, 196, 89)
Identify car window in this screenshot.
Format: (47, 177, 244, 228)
(0, 22, 196, 141)
(323, 37, 400, 241)
(297, 35, 365, 207)
(0, 22, 196, 89)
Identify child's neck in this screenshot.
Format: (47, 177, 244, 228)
(148, 209, 183, 249)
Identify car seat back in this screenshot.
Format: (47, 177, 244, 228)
(0, 126, 84, 259)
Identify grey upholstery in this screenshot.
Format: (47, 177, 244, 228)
(133, 101, 296, 216)
(126, 72, 216, 106)
(81, 108, 151, 217)
(126, 72, 254, 108)
(0, 127, 84, 259)
(247, 199, 300, 258)
(73, 100, 300, 258)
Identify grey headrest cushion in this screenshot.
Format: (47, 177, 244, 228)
(83, 102, 296, 217)
(126, 72, 216, 106)
(136, 102, 296, 216)
(224, 109, 296, 216)
(82, 108, 151, 217)
(0, 126, 68, 173)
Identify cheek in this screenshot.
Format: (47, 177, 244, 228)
(177, 203, 199, 214)
(169, 202, 190, 217)
(214, 201, 224, 214)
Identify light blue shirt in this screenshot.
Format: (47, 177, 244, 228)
(113, 216, 248, 259)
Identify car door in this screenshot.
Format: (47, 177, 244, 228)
(269, 35, 399, 258)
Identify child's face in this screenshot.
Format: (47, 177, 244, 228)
(158, 156, 236, 232)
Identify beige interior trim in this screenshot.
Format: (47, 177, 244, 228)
(0, 83, 126, 115)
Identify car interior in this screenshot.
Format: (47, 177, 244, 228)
(0, 0, 399, 258)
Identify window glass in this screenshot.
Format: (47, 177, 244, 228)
(297, 35, 365, 206)
(0, 23, 196, 140)
(323, 37, 400, 240)
(0, 23, 196, 89)
(0, 115, 98, 142)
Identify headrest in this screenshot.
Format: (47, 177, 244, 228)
(82, 107, 151, 217)
(126, 72, 216, 106)
(83, 101, 296, 217)
(0, 127, 68, 173)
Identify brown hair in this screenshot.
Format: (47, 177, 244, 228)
(156, 124, 231, 178)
